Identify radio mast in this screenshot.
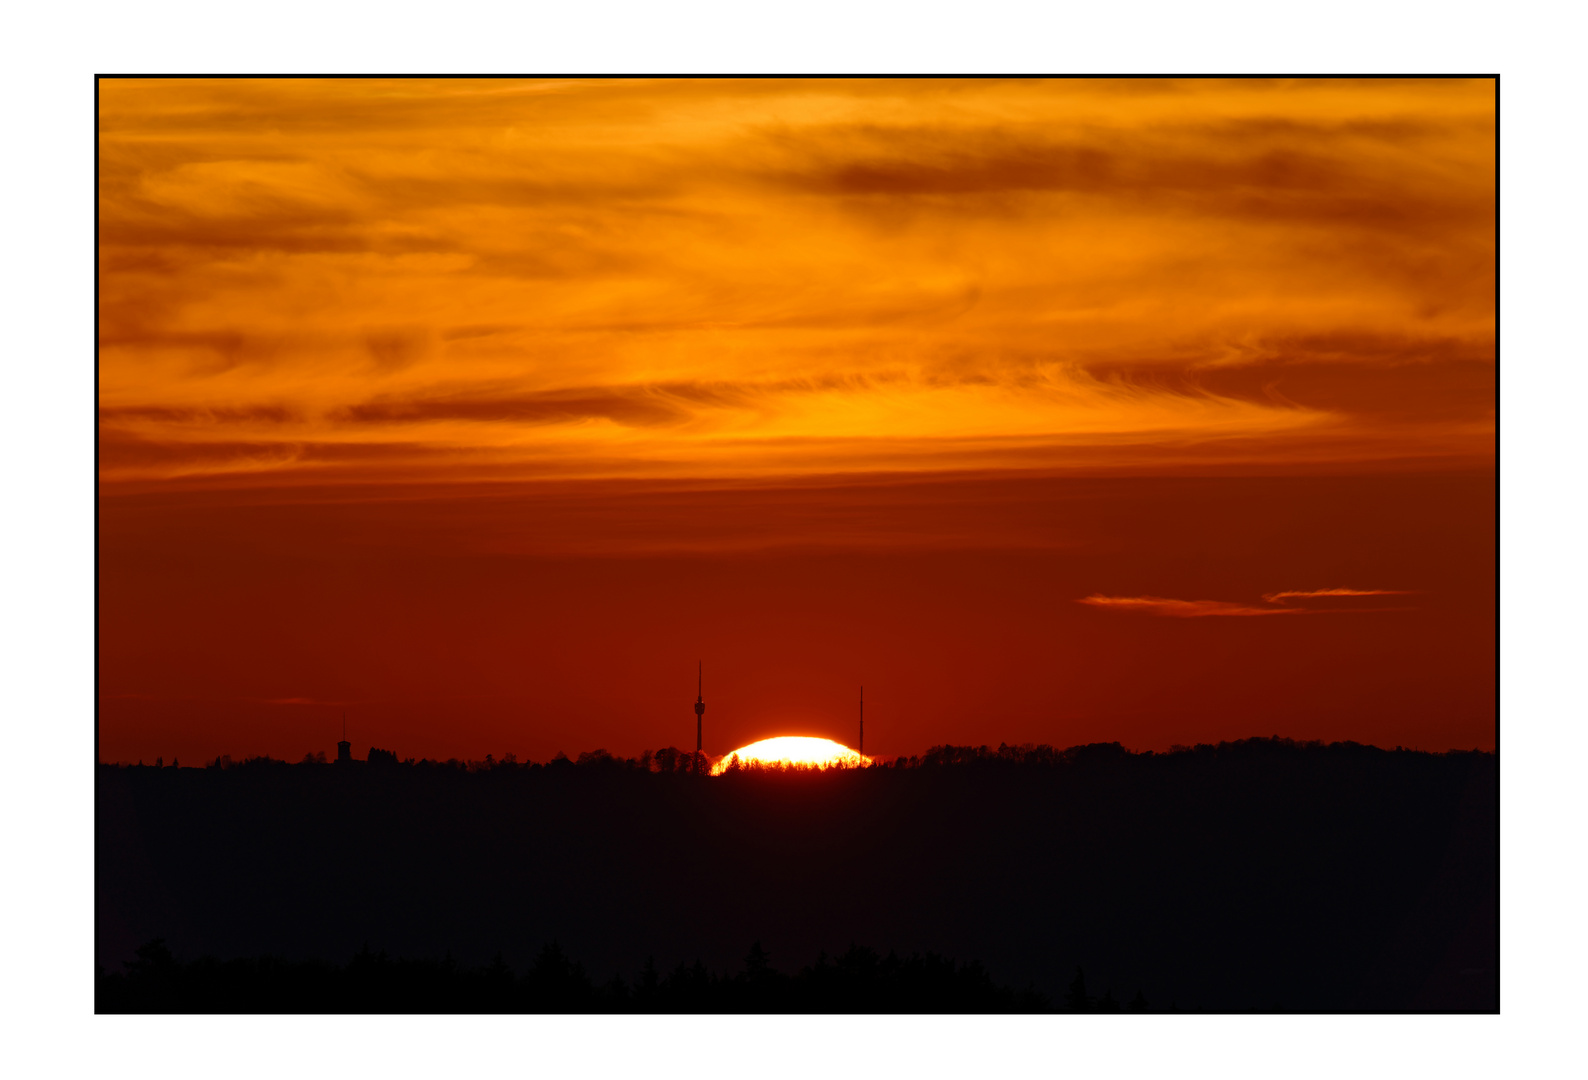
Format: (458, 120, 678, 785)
(694, 662, 706, 768)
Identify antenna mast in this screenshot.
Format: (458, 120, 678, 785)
(859, 686, 864, 755)
(694, 661, 706, 768)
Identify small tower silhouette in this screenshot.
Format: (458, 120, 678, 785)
(337, 712, 351, 764)
(694, 662, 705, 767)
(859, 686, 864, 755)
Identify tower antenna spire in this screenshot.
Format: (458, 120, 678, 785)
(859, 686, 864, 756)
(694, 661, 706, 769)
(337, 711, 351, 764)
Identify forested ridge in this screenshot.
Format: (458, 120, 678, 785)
(98, 738, 1496, 1012)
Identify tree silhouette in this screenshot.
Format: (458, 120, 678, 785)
(97, 737, 1497, 1012)
(636, 956, 659, 1003)
(1065, 966, 1090, 1012)
(744, 941, 771, 981)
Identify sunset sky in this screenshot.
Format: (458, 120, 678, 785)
(97, 78, 1495, 764)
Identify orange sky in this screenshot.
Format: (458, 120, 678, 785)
(97, 78, 1495, 763)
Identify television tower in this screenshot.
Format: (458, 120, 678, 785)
(859, 686, 864, 755)
(694, 662, 706, 767)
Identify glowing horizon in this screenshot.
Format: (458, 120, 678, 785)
(710, 736, 872, 775)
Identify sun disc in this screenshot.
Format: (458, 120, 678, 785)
(710, 736, 870, 775)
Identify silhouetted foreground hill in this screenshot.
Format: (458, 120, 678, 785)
(97, 939, 1060, 1013)
(97, 739, 1496, 1012)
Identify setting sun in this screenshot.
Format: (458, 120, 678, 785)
(711, 736, 871, 775)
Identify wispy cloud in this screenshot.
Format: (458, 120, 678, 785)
(1080, 588, 1416, 617)
(1261, 587, 1414, 603)
(1076, 595, 1297, 618)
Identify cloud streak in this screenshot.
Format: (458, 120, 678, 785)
(1077, 595, 1299, 618)
(1261, 587, 1414, 603)
(1080, 589, 1416, 617)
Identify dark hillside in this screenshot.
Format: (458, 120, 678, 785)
(96, 739, 1496, 1011)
